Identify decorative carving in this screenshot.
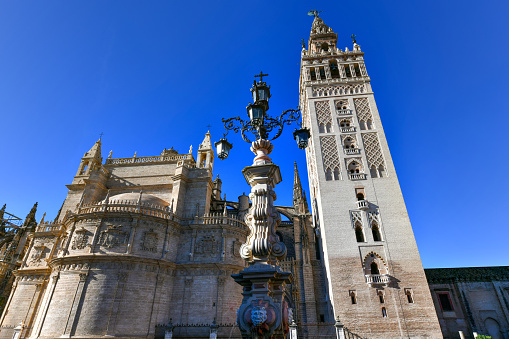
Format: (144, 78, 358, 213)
(29, 246, 46, 266)
(354, 97, 374, 125)
(140, 229, 158, 252)
(232, 239, 242, 257)
(79, 273, 88, 282)
(361, 133, 386, 171)
(71, 227, 89, 250)
(350, 211, 362, 227)
(368, 210, 380, 226)
(97, 225, 129, 249)
(251, 306, 268, 326)
(195, 236, 219, 254)
(320, 136, 341, 177)
(314, 101, 333, 132)
(312, 84, 366, 97)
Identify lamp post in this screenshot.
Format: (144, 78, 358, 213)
(215, 72, 309, 338)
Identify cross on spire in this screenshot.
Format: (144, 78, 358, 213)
(99, 132, 104, 140)
(351, 34, 357, 44)
(254, 71, 268, 83)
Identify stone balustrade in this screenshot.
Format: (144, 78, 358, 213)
(35, 222, 64, 233)
(365, 274, 390, 285)
(340, 126, 356, 133)
(348, 173, 366, 180)
(356, 200, 369, 211)
(344, 148, 360, 155)
(105, 154, 192, 165)
(336, 109, 352, 115)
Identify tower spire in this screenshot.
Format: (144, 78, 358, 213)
(293, 162, 309, 213)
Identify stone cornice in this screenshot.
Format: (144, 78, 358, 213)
(425, 266, 509, 283)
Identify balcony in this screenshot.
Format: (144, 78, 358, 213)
(344, 148, 360, 155)
(336, 109, 352, 115)
(340, 126, 355, 133)
(356, 200, 369, 210)
(365, 274, 390, 286)
(349, 173, 366, 180)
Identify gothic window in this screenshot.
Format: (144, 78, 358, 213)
(382, 307, 388, 317)
(437, 292, 454, 312)
(372, 222, 382, 242)
(370, 262, 380, 275)
(355, 223, 365, 242)
(348, 161, 362, 174)
(329, 61, 340, 78)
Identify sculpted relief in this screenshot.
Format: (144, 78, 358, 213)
(97, 225, 129, 249)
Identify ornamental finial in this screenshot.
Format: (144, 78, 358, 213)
(351, 34, 357, 44)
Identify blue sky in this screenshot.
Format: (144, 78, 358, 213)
(1, 1, 508, 268)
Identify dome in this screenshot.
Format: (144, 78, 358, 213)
(105, 192, 170, 207)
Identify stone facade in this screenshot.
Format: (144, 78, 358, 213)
(426, 267, 509, 339)
(0, 132, 325, 338)
(299, 15, 443, 338)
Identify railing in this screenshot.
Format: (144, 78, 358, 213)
(348, 173, 366, 180)
(340, 126, 355, 133)
(105, 154, 192, 165)
(344, 148, 360, 155)
(336, 109, 352, 115)
(365, 274, 390, 285)
(35, 222, 63, 233)
(74, 201, 247, 230)
(356, 200, 369, 210)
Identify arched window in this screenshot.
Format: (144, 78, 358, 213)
(336, 100, 348, 110)
(355, 224, 365, 242)
(356, 193, 364, 201)
(339, 119, 351, 128)
(343, 137, 355, 149)
(372, 223, 382, 242)
(80, 162, 89, 175)
(319, 123, 325, 133)
(359, 121, 366, 130)
(370, 262, 380, 275)
(370, 165, 378, 178)
(321, 42, 329, 52)
(367, 120, 373, 130)
(348, 161, 362, 174)
(325, 122, 332, 133)
(378, 166, 385, 178)
(330, 62, 340, 78)
(325, 168, 332, 181)
(333, 167, 340, 180)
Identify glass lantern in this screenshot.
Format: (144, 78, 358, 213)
(247, 103, 265, 124)
(293, 128, 310, 149)
(251, 83, 271, 103)
(214, 138, 233, 160)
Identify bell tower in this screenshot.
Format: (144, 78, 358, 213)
(299, 12, 442, 338)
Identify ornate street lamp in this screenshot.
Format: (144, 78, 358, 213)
(216, 72, 309, 338)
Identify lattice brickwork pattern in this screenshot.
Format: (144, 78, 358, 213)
(368, 210, 380, 226)
(350, 211, 362, 227)
(312, 84, 366, 97)
(354, 97, 373, 123)
(320, 136, 340, 173)
(315, 101, 333, 126)
(361, 133, 386, 169)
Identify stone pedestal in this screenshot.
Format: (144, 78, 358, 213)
(232, 263, 292, 338)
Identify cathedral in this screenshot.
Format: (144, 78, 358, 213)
(2, 12, 507, 339)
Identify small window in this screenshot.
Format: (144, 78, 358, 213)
(354, 63, 362, 77)
(350, 291, 357, 304)
(356, 193, 364, 201)
(319, 67, 326, 79)
(310, 69, 317, 81)
(407, 294, 414, 303)
(372, 223, 382, 242)
(382, 307, 387, 317)
(437, 292, 454, 312)
(379, 295, 385, 304)
(319, 314, 325, 322)
(344, 64, 352, 78)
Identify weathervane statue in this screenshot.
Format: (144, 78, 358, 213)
(215, 71, 309, 338)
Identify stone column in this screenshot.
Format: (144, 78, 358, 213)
(232, 139, 292, 338)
